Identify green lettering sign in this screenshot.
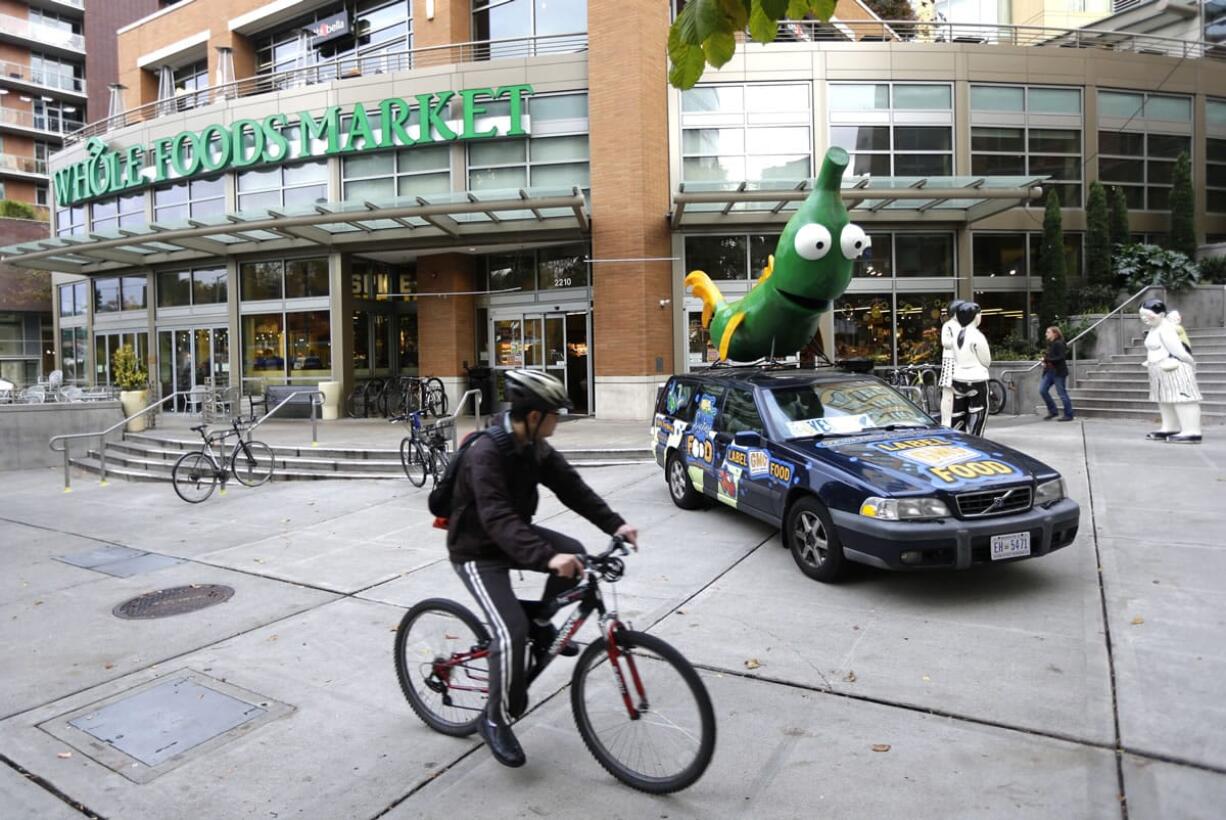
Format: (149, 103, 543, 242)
(55, 84, 536, 207)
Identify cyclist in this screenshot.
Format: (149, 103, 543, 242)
(447, 369, 639, 768)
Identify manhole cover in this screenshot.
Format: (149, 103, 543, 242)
(113, 585, 234, 619)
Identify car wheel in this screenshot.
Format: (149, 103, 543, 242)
(666, 453, 705, 510)
(785, 496, 846, 583)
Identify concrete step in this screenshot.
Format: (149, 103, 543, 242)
(1032, 404, 1226, 424)
(1068, 387, 1226, 401)
(105, 441, 407, 474)
(1105, 354, 1226, 365)
(1124, 344, 1226, 355)
(1065, 396, 1226, 413)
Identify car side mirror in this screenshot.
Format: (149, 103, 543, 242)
(733, 430, 762, 447)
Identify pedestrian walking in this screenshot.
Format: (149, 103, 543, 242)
(1040, 326, 1074, 421)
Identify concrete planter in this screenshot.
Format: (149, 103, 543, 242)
(119, 389, 149, 432)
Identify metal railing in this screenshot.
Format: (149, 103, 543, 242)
(0, 107, 84, 135)
(439, 388, 484, 450)
(0, 152, 47, 176)
(247, 389, 326, 447)
(773, 19, 1223, 60)
(0, 59, 86, 94)
(997, 284, 1157, 411)
(65, 32, 589, 143)
(0, 13, 85, 52)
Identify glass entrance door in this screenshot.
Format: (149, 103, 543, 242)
(158, 326, 229, 410)
(489, 311, 590, 414)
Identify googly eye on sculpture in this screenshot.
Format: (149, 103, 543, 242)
(683, 147, 860, 363)
(1139, 299, 1203, 444)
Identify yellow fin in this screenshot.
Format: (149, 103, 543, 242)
(752, 254, 775, 290)
(719, 311, 746, 360)
(684, 270, 724, 328)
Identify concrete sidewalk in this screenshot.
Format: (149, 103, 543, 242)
(1, 417, 1222, 819)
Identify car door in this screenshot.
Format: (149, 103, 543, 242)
(682, 384, 724, 499)
(711, 386, 773, 516)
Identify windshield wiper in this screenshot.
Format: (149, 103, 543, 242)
(857, 423, 931, 433)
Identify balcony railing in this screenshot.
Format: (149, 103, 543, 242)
(0, 153, 48, 176)
(0, 59, 86, 95)
(0, 107, 84, 136)
(0, 13, 85, 52)
(65, 32, 589, 143)
(774, 19, 1222, 60)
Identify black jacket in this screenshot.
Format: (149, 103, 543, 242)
(446, 416, 625, 571)
(1045, 340, 1068, 377)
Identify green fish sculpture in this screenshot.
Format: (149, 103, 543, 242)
(686, 146, 868, 362)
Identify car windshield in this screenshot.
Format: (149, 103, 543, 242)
(762, 380, 933, 439)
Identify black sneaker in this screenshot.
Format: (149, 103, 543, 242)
(1146, 430, 1174, 441)
(1043, 413, 1058, 420)
(477, 714, 525, 768)
(1057, 416, 1074, 422)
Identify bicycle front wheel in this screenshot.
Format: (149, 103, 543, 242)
(171, 452, 218, 504)
(429, 446, 449, 486)
(987, 378, 1007, 416)
(230, 440, 275, 487)
(425, 378, 448, 416)
(394, 598, 490, 737)
(571, 630, 716, 794)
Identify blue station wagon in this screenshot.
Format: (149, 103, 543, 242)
(652, 367, 1080, 582)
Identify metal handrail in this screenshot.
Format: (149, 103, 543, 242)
(64, 32, 589, 143)
(247, 389, 325, 446)
(440, 388, 484, 450)
(48, 389, 195, 490)
(997, 284, 1157, 410)
(0, 59, 87, 94)
(1067, 285, 1163, 386)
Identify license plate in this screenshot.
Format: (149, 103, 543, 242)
(990, 531, 1031, 560)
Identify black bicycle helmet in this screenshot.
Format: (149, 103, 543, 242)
(1140, 298, 1167, 315)
(505, 369, 573, 413)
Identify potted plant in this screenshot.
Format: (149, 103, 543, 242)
(112, 343, 151, 432)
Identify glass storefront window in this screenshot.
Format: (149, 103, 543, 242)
(241, 261, 284, 301)
(834, 293, 893, 364)
(894, 293, 947, 364)
(974, 291, 1031, 348)
(242, 313, 286, 378)
(373, 313, 390, 370)
(970, 85, 1024, 112)
(93, 277, 120, 313)
(58, 282, 87, 317)
(828, 84, 890, 111)
(684, 235, 747, 281)
(399, 313, 419, 372)
(894, 235, 954, 278)
(538, 244, 588, 289)
(121, 276, 147, 310)
(973, 235, 1027, 278)
(488, 252, 535, 292)
(493, 319, 524, 367)
(523, 317, 544, 367)
(688, 312, 715, 366)
(287, 311, 331, 378)
(193, 268, 227, 304)
(285, 258, 330, 298)
(353, 310, 370, 374)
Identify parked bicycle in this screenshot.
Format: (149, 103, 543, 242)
(385, 375, 449, 418)
(392, 410, 451, 487)
(394, 536, 716, 793)
(170, 417, 276, 503)
(346, 378, 386, 419)
(880, 364, 941, 414)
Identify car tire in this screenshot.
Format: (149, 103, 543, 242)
(666, 452, 705, 510)
(785, 496, 846, 583)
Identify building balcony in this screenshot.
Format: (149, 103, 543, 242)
(0, 13, 85, 59)
(774, 18, 1221, 59)
(26, 0, 85, 15)
(68, 32, 588, 143)
(0, 152, 48, 180)
(0, 60, 86, 101)
(0, 107, 83, 140)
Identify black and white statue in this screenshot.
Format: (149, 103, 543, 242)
(1140, 298, 1202, 444)
(938, 299, 965, 428)
(951, 301, 992, 436)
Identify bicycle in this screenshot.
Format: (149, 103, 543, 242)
(393, 537, 716, 793)
(986, 377, 1006, 416)
(346, 378, 387, 418)
(880, 364, 940, 414)
(392, 410, 450, 487)
(386, 375, 448, 418)
(170, 417, 276, 503)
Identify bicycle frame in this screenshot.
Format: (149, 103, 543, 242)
(429, 544, 646, 720)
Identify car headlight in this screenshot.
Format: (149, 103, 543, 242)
(1035, 478, 1065, 506)
(859, 496, 950, 521)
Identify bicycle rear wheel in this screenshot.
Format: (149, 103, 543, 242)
(394, 598, 490, 737)
(571, 630, 716, 794)
(171, 452, 218, 503)
(424, 378, 448, 416)
(230, 440, 275, 487)
(401, 437, 428, 486)
(987, 378, 1007, 416)
(346, 385, 365, 418)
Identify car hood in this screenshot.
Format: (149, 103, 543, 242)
(798, 429, 1056, 495)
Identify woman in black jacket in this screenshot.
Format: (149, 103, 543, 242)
(1040, 326, 1074, 420)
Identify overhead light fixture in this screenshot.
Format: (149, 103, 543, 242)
(20, 95, 32, 102)
(63, 106, 76, 112)
(0, 88, 7, 95)
(41, 96, 53, 101)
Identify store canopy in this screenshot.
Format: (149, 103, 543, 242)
(0, 187, 590, 275)
(671, 176, 1046, 229)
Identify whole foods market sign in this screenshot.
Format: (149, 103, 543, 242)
(55, 84, 533, 208)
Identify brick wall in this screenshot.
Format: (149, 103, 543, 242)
(85, 0, 161, 122)
(588, 0, 673, 378)
(417, 253, 475, 377)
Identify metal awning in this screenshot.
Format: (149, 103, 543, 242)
(671, 176, 1046, 229)
(0, 187, 589, 274)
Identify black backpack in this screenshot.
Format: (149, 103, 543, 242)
(428, 425, 514, 522)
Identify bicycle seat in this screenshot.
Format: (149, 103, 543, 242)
(191, 424, 208, 433)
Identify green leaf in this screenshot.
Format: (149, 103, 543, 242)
(786, 0, 809, 18)
(703, 31, 737, 68)
(807, 0, 837, 21)
(693, 0, 725, 42)
(748, 1, 779, 43)
(669, 45, 708, 90)
(761, 0, 790, 18)
(719, 0, 750, 29)
(674, 2, 703, 45)
(668, 20, 689, 63)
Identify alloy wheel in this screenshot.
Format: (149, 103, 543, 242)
(793, 510, 827, 567)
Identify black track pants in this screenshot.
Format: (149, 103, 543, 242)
(453, 526, 584, 724)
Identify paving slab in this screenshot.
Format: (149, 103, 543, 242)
(1122, 756, 1226, 820)
(0, 764, 83, 820)
(397, 670, 1121, 820)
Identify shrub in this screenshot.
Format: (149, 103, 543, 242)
(1068, 283, 1121, 315)
(1085, 181, 1112, 286)
(1061, 317, 1098, 360)
(1114, 243, 1200, 293)
(1168, 152, 1196, 261)
(991, 333, 1041, 361)
(111, 344, 149, 392)
(1108, 186, 1130, 251)
(1198, 255, 1226, 285)
(0, 199, 38, 219)
(1037, 189, 1067, 331)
